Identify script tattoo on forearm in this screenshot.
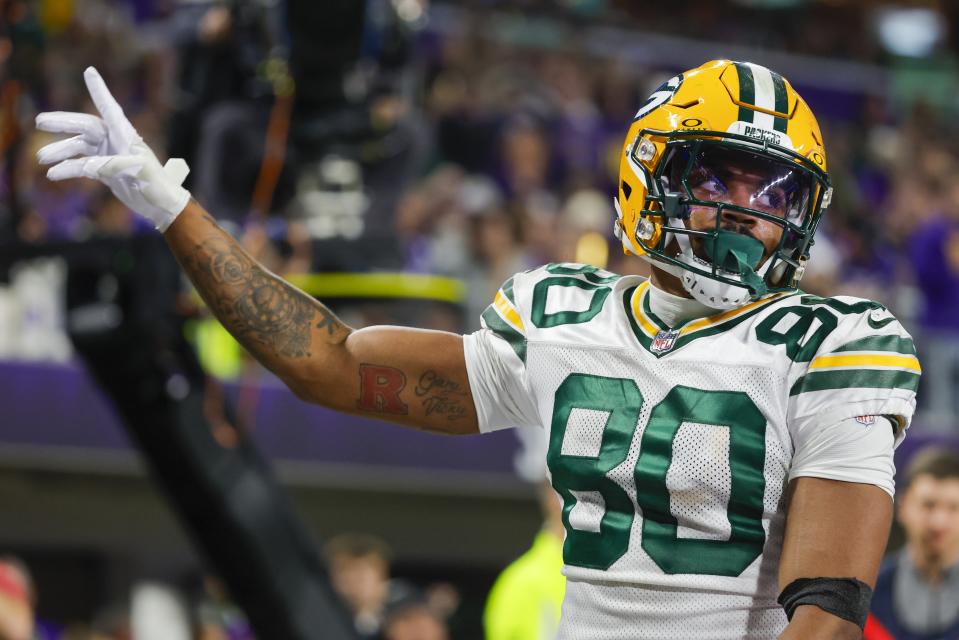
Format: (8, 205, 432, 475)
(414, 370, 468, 421)
(183, 232, 344, 361)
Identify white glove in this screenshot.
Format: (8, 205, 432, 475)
(36, 67, 192, 232)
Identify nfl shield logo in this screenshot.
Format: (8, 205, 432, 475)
(651, 330, 680, 354)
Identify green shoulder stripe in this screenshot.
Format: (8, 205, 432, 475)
(482, 305, 527, 363)
(789, 369, 920, 396)
(832, 335, 916, 355)
(798, 295, 885, 315)
(501, 276, 517, 305)
(545, 263, 621, 284)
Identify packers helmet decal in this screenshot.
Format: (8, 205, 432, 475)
(614, 59, 832, 309)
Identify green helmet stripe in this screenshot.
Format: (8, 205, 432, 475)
(770, 70, 789, 133)
(735, 62, 756, 123)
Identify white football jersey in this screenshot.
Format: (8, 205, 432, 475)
(463, 263, 919, 640)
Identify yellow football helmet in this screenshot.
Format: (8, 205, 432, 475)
(614, 59, 832, 309)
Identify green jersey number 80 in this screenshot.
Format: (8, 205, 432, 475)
(547, 373, 767, 577)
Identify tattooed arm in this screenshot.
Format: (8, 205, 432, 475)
(35, 70, 477, 434)
(165, 201, 479, 435)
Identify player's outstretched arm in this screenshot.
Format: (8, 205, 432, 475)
(776, 477, 892, 640)
(166, 202, 478, 434)
(37, 67, 478, 435)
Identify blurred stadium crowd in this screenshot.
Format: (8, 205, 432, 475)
(2, 0, 959, 638)
(0, 534, 460, 639)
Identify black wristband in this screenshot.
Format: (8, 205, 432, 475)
(777, 577, 873, 629)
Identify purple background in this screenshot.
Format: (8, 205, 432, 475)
(0, 361, 520, 475)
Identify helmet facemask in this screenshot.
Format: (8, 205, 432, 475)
(630, 130, 831, 309)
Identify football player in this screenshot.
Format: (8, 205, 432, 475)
(36, 60, 918, 639)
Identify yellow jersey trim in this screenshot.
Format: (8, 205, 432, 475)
(494, 289, 525, 333)
(809, 353, 921, 373)
(630, 280, 790, 338)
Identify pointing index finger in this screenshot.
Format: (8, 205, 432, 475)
(83, 66, 139, 150)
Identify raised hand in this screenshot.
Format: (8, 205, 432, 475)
(36, 67, 191, 232)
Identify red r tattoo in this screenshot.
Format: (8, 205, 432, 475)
(357, 364, 408, 415)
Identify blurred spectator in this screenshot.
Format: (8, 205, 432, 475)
(557, 188, 614, 266)
(497, 115, 557, 201)
(0, 558, 56, 640)
(543, 53, 607, 188)
(165, 0, 274, 186)
(0, 557, 33, 640)
(194, 576, 254, 640)
(867, 449, 959, 640)
(325, 533, 397, 640)
(464, 197, 534, 329)
(381, 589, 449, 640)
(908, 183, 959, 429)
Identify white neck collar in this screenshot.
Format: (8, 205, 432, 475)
(647, 281, 718, 328)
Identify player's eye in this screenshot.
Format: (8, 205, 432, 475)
(754, 173, 807, 219)
(753, 187, 786, 212)
(689, 167, 728, 197)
